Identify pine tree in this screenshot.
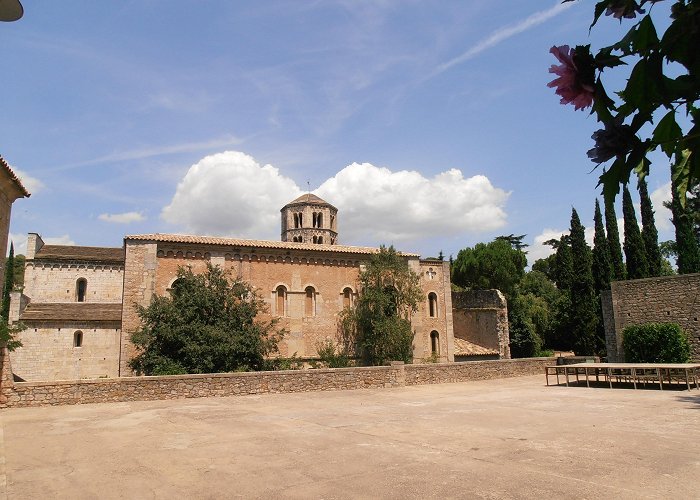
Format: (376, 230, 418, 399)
(670, 174, 700, 274)
(622, 186, 649, 279)
(569, 208, 599, 355)
(551, 235, 574, 351)
(1, 243, 15, 320)
(604, 196, 626, 281)
(554, 235, 573, 291)
(638, 178, 662, 276)
(592, 200, 612, 292)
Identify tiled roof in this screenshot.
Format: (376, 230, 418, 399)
(125, 233, 420, 257)
(283, 193, 337, 210)
(453, 338, 499, 356)
(20, 303, 122, 322)
(0, 155, 30, 197)
(34, 245, 124, 263)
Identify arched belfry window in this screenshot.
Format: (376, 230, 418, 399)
(428, 292, 438, 317)
(342, 287, 353, 309)
(76, 278, 87, 302)
(276, 285, 287, 317)
(74, 331, 83, 348)
(430, 331, 439, 355)
(305, 286, 316, 317)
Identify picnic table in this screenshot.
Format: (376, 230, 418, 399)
(545, 362, 700, 390)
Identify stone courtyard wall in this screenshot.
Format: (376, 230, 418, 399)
(602, 273, 700, 361)
(0, 353, 552, 408)
(452, 290, 510, 359)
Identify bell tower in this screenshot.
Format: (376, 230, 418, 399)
(281, 194, 338, 245)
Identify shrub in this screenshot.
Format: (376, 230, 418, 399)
(316, 339, 351, 368)
(622, 323, 691, 363)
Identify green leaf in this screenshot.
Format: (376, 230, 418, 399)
(652, 111, 682, 158)
(631, 15, 659, 53)
(591, 78, 616, 122)
(599, 158, 627, 204)
(621, 55, 662, 115)
(672, 149, 691, 208)
(590, 1, 609, 30)
(594, 47, 626, 69)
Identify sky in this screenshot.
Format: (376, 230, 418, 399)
(0, 1, 678, 265)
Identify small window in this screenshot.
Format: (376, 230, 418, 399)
(318, 236, 323, 244)
(342, 287, 353, 309)
(74, 331, 83, 348)
(430, 331, 439, 355)
(276, 285, 287, 317)
(76, 278, 87, 302)
(305, 286, 316, 317)
(428, 292, 438, 318)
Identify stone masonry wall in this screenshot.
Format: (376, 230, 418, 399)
(0, 357, 553, 408)
(603, 273, 700, 361)
(23, 263, 124, 303)
(452, 290, 510, 359)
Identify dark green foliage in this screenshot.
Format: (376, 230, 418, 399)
(129, 263, 285, 375)
(592, 200, 612, 292)
(670, 173, 700, 274)
(315, 339, 351, 368)
(508, 298, 542, 358)
(12, 254, 25, 290)
(495, 234, 528, 251)
(0, 319, 23, 351)
(622, 186, 649, 279)
(532, 254, 557, 283)
(344, 246, 422, 365)
(2, 243, 14, 320)
(452, 239, 527, 301)
(554, 236, 573, 291)
(509, 271, 560, 358)
(569, 208, 599, 355)
(638, 178, 662, 276)
(622, 323, 690, 363)
(604, 197, 626, 280)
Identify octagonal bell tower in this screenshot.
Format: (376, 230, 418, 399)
(281, 194, 338, 245)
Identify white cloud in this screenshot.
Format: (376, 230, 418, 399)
(98, 211, 145, 224)
(44, 235, 76, 246)
(7, 233, 75, 256)
(161, 151, 302, 239)
(9, 166, 44, 194)
(317, 163, 509, 243)
(431, 1, 574, 78)
(161, 151, 509, 245)
(650, 181, 673, 232)
(529, 228, 566, 264)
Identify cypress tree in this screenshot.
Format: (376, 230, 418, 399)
(670, 174, 700, 274)
(622, 186, 649, 279)
(569, 208, 598, 355)
(604, 197, 626, 280)
(2, 243, 15, 320)
(638, 178, 662, 276)
(552, 235, 574, 351)
(554, 235, 573, 291)
(592, 199, 612, 292)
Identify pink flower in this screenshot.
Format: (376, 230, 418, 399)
(548, 45, 595, 111)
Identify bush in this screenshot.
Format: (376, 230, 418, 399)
(622, 323, 691, 363)
(316, 339, 351, 368)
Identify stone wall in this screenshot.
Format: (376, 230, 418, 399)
(602, 273, 700, 361)
(23, 262, 124, 303)
(0, 357, 553, 408)
(452, 290, 510, 359)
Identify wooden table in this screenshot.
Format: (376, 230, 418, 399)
(545, 362, 700, 390)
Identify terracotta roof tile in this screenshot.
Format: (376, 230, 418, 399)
(453, 338, 499, 356)
(125, 233, 420, 257)
(21, 303, 122, 322)
(34, 245, 124, 263)
(0, 155, 30, 197)
(283, 193, 337, 210)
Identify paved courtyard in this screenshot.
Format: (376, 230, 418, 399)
(1, 375, 699, 499)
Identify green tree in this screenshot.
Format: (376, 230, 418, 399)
(670, 172, 700, 273)
(638, 177, 662, 276)
(346, 246, 422, 365)
(554, 235, 574, 291)
(569, 208, 599, 355)
(513, 270, 561, 356)
(129, 263, 285, 375)
(604, 197, 626, 280)
(2, 243, 15, 320)
(532, 254, 557, 283)
(622, 186, 649, 279)
(551, 1, 700, 203)
(592, 199, 612, 292)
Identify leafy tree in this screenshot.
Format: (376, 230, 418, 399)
(513, 270, 561, 356)
(670, 171, 700, 273)
(2, 243, 15, 320)
(452, 239, 527, 301)
(532, 254, 557, 283)
(638, 177, 662, 276)
(12, 254, 25, 290)
(622, 322, 690, 363)
(569, 208, 599, 355)
(554, 235, 574, 291)
(495, 234, 528, 252)
(551, 0, 700, 203)
(604, 196, 626, 280)
(592, 199, 612, 292)
(345, 246, 422, 365)
(622, 186, 649, 279)
(129, 263, 285, 375)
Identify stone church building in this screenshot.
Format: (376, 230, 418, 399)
(10, 194, 511, 381)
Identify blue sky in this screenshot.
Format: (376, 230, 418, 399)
(1, 1, 677, 264)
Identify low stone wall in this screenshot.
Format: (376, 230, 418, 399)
(0, 357, 553, 408)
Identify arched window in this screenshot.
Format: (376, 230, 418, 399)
(428, 292, 438, 317)
(74, 331, 83, 348)
(317, 212, 323, 228)
(168, 278, 185, 296)
(76, 278, 87, 302)
(305, 286, 316, 317)
(342, 287, 353, 309)
(430, 331, 439, 355)
(276, 286, 287, 317)
(318, 236, 323, 244)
